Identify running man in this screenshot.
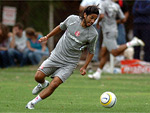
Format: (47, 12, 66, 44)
(26, 6, 99, 109)
(88, 0, 145, 80)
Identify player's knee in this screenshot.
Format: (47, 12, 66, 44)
(34, 71, 45, 83)
(111, 53, 118, 57)
(51, 77, 63, 89)
(111, 50, 119, 57)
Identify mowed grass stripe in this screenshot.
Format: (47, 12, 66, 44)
(0, 67, 150, 112)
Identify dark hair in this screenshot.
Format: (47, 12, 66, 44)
(0, 23, 9, 43)
(81, 5, 99, 20)
(25, 27, 36, 37)
(14, 22, 24, 30)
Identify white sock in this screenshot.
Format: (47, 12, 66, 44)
(97, 68, 102, 73)
(31, 95, 42, 105)
(126, 42, 132, 48)
(126, 38, 137, 48)
(41, 80, 47, 87)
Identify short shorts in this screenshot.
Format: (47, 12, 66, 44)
(38, 58, 76, 82)
(102, 31, 118, 52)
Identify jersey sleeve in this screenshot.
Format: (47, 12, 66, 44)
(118, 5, 125, 19)
(59, 15, 73, 31)
(80, 0, 89, 7)
(100, 1, 106, 14)
(87, 34, 98, 54)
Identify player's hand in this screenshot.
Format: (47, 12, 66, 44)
(80, 67, 86, 76)
(38, 36, 48, 43)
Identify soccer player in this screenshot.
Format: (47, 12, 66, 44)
(26, 5, 99, 109)
(88, 0, 145, 80)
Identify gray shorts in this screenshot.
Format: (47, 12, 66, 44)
(38, 58, 76, 82)
(102, 31, 118, 52)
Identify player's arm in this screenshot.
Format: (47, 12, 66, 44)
(96, 14, 104, 29)
(117, 11, 129, 24)
(38, 25, 62, 42)
(80, 53, 94, 76)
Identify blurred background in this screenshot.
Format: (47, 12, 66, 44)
(1, 0, 150, 74)
(0, 0, 135, 49)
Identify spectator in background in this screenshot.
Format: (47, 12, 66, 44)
(132, 0, 150, 62)
(0, 23, 11, 68)
(25, 27, 49, 65)
(8, 23, 28, 66)
(79, 0, 102, 62)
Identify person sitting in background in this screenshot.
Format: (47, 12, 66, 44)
(8, 22, 28, 66)
(0, 23, 11, 68)
(25, 27, 49, 65)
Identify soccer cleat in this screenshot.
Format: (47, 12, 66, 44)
(93, 71, 101, 80)
(132, 37, 145, 46)
(32, 80, 49, 95)
(26, 101, 34, 109)
(88, 74, 94, 79)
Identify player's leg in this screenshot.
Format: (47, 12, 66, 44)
(110, 36, 145, 57)
(26, 77, 62, 109)
(26, 76, 63, 109)
(99, 47, 109, 69)
(93, 47, 109, 80)
(104, 29, 145, 57)
(110, 44, 127, 56)
(32, 71, 50, 95)
(39, 76, 63, 99)
(26, 64, 74, 109)
(88, 47, 109, 80)
(32, 58, 62, 95)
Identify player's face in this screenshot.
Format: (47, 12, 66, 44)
(84, 13, 98, 27)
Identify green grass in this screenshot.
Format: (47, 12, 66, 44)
(0, 66, 150, 113)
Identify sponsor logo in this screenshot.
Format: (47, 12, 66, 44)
(75, 31, 80, 37)
(40, 66, 44, 69)
(68, 32, 83, 44)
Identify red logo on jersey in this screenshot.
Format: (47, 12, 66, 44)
(40, 65, 44, 69)
(75, 31, 80, 37)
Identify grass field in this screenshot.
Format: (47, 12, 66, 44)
(0, 66, 150, 113)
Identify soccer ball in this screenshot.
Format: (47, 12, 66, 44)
(100, 91, 117, 108)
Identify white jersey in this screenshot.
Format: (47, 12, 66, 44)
(80, 0, 98, 7)
(100, 0, 125, 33)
